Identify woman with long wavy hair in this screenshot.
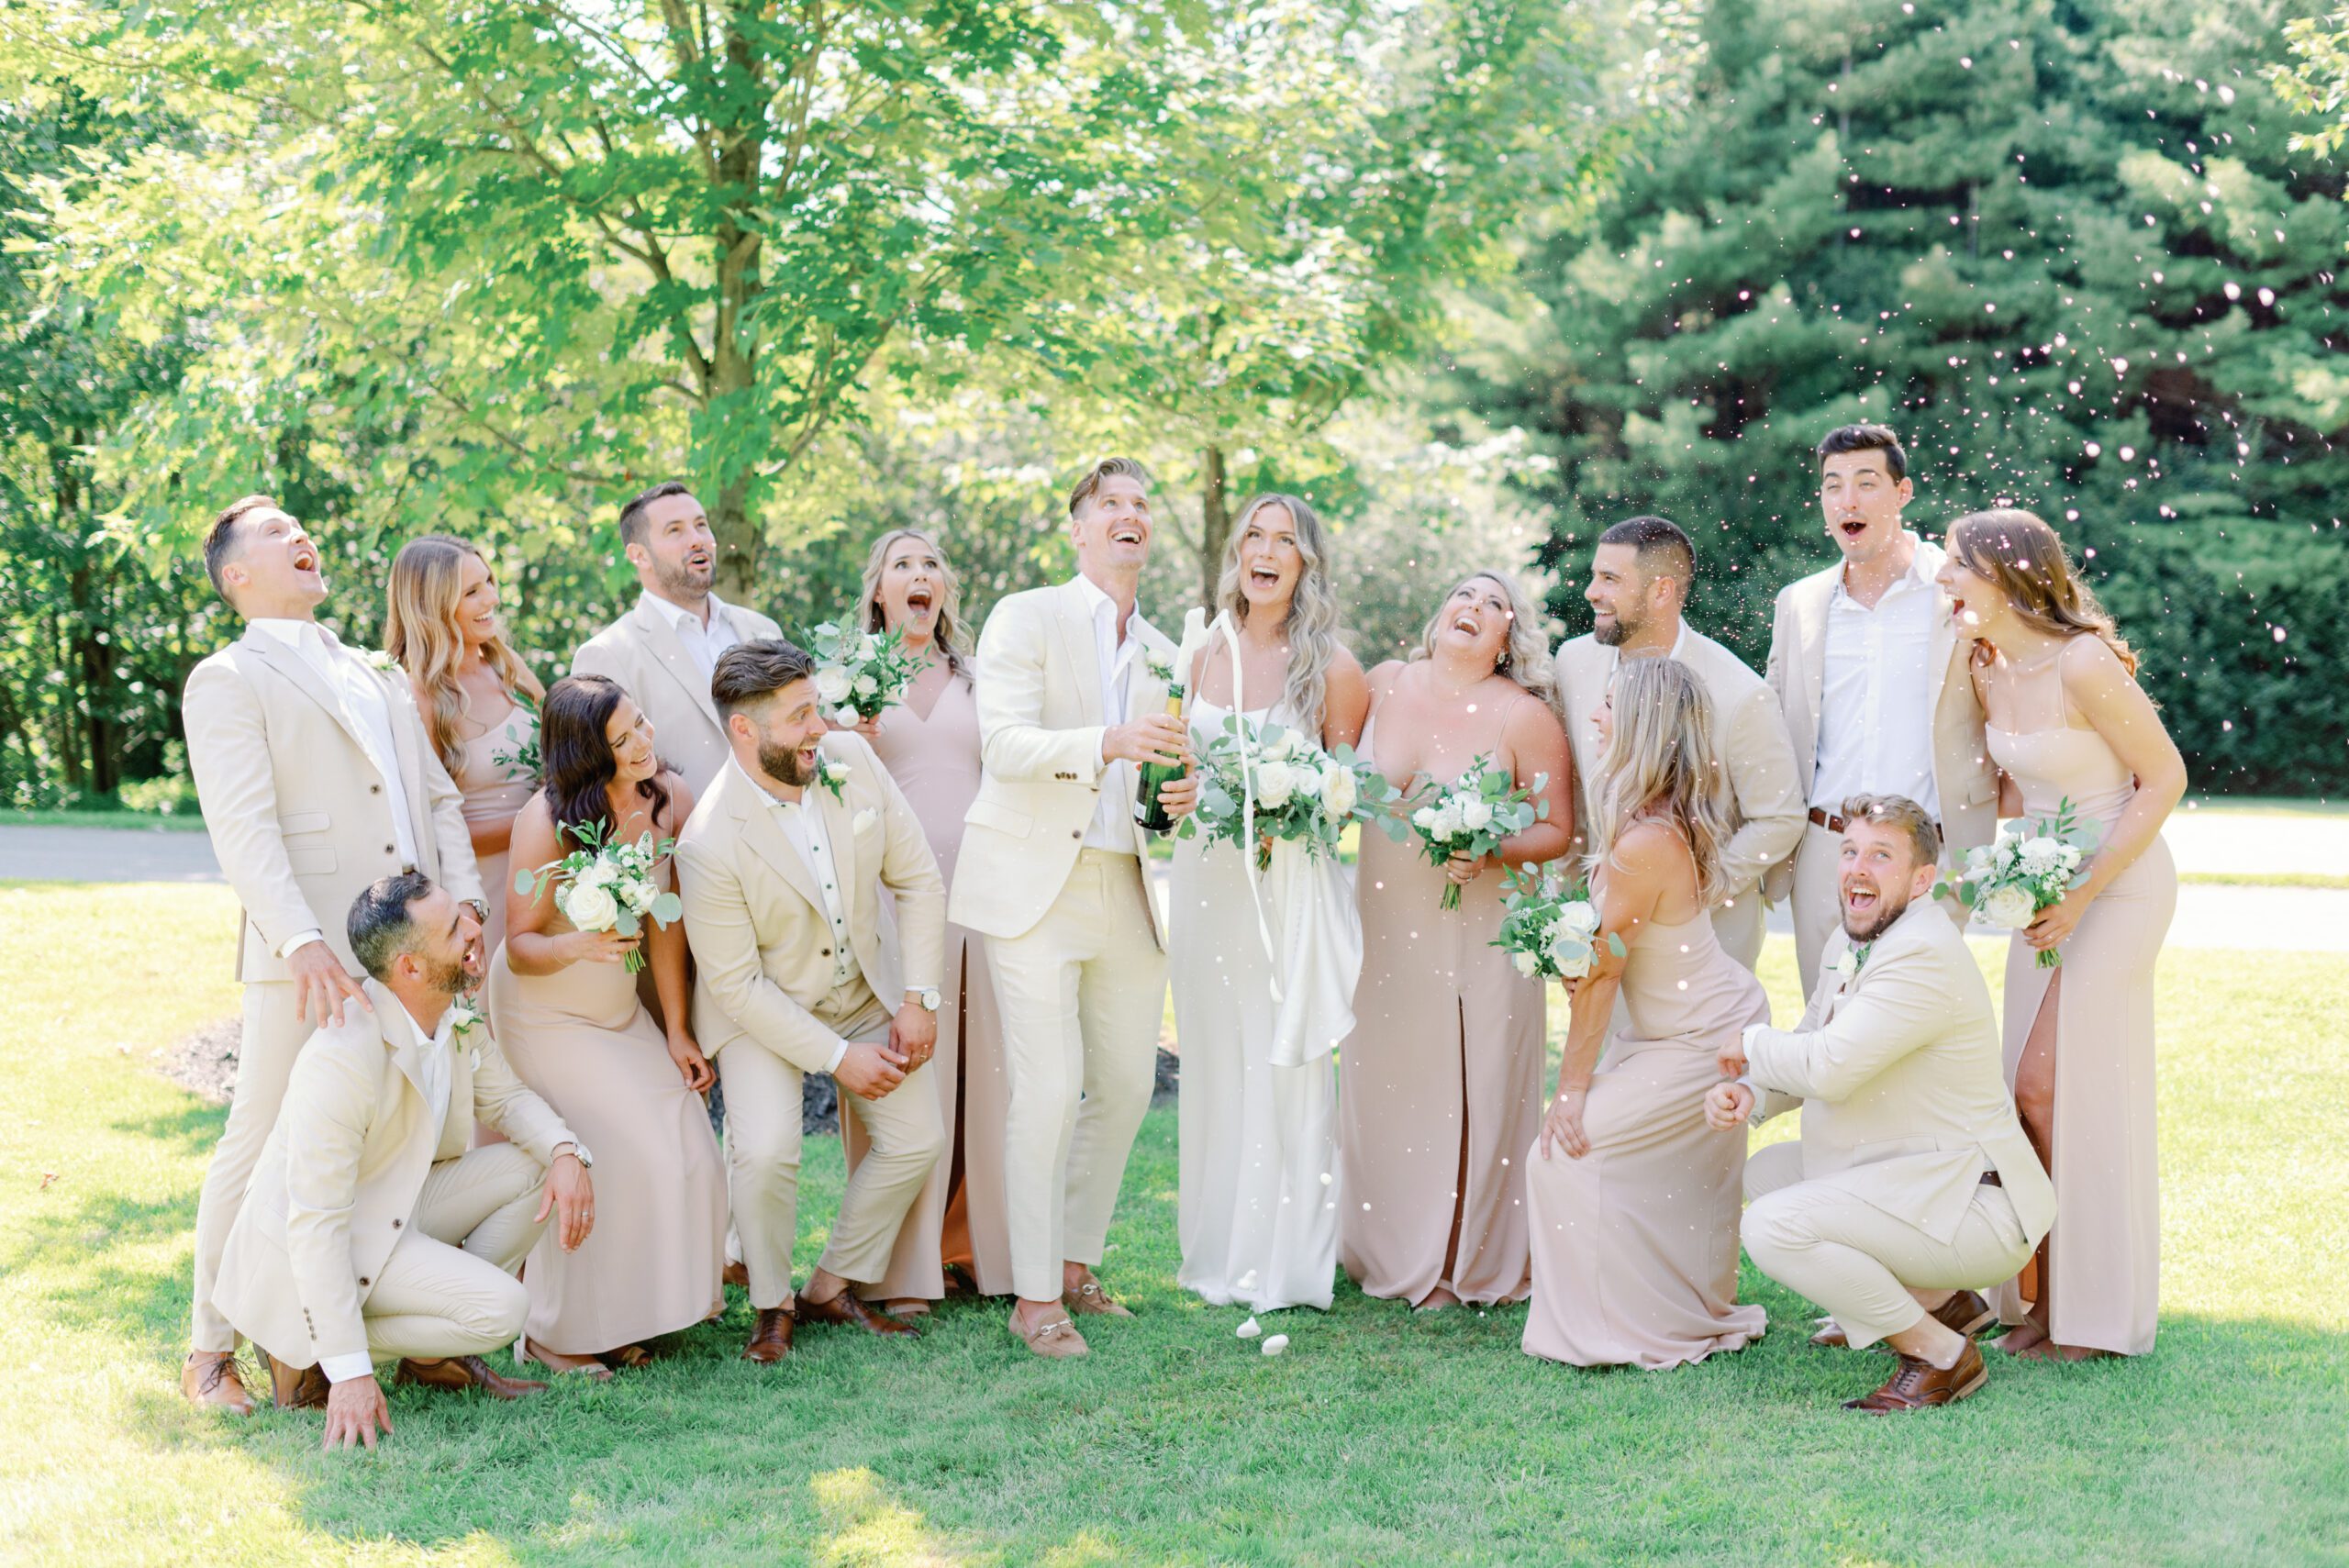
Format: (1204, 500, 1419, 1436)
(1337, 569, 1575, 1311)
(1170, 493, 1369, 1314)
(829, 528, 1012, 1317)
(385, 535, 544, 956)
(487, 675, 727, 1377)
(1520, 656, 1769, 1367)
(1937, 510, 2182, 1360)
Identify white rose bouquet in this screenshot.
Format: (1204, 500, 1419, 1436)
(1492, 864, 1623, 982)
(802, 621, 922, 723)
(514, 819, 684, 975)
(1175, 715, 1404, 872)
(1404, 754, 1547, 911)
(1934, 795, 2101, 969)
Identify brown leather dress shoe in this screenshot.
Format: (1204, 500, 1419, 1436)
(741, 1307, 795, 1363)
(267, 1354, 331, 1410)
(722, 1260, 751, 1291)
(1008, 1308, 1089, 1359)
(1062, 1279, 1133, 1318)
(182, 1351, 255, 1416)
(1810, 1289, 1997, 1351)
(393, 1355, 547, 1400)
(796, 1291, 919, 1337)
(1845, 1340, 1988, 1413)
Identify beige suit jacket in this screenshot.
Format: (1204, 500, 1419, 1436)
(1744, 903, 2054, 1247)
(1554, 628, 1805, 897)
(1760, 552, 1995, 902)
(213, 979, 575, 1366)
(674, 734, 947, 1073)
(946, 578, 1175, 946)
(184, 624, 482, 982)
(572, 595, 785, 792)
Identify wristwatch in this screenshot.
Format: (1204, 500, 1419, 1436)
(462, 895, 490, 927)
(555, 1140, 595, 1170)
(914, 986, 941, 1012)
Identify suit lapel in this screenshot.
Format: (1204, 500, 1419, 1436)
(730, 773, 825, 915)
(323, 628, 432, 864)
(242, 627, 377, 763)
(377, 990, 434, 1106)
(633, 598, 725, 729)
(1798, 574, 1831, 751)
(1055, 581, 1105, 728)
(813, 749, 858, 899)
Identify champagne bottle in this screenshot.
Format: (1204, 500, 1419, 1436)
(1133, 683, 1187, 834)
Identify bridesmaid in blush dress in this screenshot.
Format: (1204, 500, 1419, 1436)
(1339, 571, 1575, 1311)
(491, 675, 728, 1378)
(838, 528, 1014, 1315)
(1938, 510, 2184, 1360)
(1521, 657, 1767, 1368)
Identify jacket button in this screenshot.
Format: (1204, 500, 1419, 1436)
(1070, 829, 1082, 840)
(384, 844, 395, 855)
(370, 784, 382, 794)
(391, 1218, 402, 1229)
(358, 1276, 370, 1287)
(819, 947, 831, 957)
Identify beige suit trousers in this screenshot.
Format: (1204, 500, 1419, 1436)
(987, 848, 1167, 1301)
(1742, 1176, 2032, 1349)
(718, 988, 946, 1311)
(359, 1142, 548, 1362)
(192, 981, 314, 1351)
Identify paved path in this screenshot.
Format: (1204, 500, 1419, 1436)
(8, 817, 2347, 951)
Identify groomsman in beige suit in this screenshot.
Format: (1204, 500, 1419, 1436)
(217, 874, 595, 1449)
(1553, 515, 1804, 970)
(573, 482, 785, 793)
(949, 457, 1197, 1359)
(1711, 796, 2054, 1414)
(1763, 425, 1996, 986)
(674, 641, 950, 1363)
(180, 495, 484, 1414)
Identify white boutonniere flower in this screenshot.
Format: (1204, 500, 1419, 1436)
(364, 649, 401, 674)
(816, 757, 852, 802)
(448, 998, 484, 1036)
(1145, 647, 1177, 686)
(852, 806, 880, 834)
(1830, 942, 1873, 987)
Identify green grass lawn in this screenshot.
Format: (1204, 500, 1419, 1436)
(3, 883, 2344, 1565)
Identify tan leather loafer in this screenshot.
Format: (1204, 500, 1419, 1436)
(1062, 1279, 1132, 1318)
(1009, 1310, 1088, 1360)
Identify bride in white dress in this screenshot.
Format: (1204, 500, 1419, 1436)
(1171, 494, 1371, 1313)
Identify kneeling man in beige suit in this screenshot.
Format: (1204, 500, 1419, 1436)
(216, 873, 594, 1451)
(675, 640, 949, 1363)
(1710, 795, 2054, 1415)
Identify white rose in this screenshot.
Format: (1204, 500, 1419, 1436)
(1509, 949, 1540, 979)
(1287, 762, 1323, 798)
(1460, 798, 1495, 833)
(1981, 884, 2038, 929)
(2018, 837, 2064, 875)
(852, 673, 879, 699)
(1319, 766, 1357, 821)
(1558, 899, 1599, 937)
(1431, 801, 1464, 840)
(1965, 845, 1996, 874)
(1831, 949, 1859, 984)
(619, 878, 658, 917)
(580, 857, 618, 888)
(1546, 923, 1592, 973)
(852, 632, 880, 662)
(814, 664, 852, 706)
(562, 881, 620, 932)
(1411, 806, 1440, 831)
(1255, 761, 1296, 808)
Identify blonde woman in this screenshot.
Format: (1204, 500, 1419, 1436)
(836, 528, 1012, 1315)
(1521, 656, 1768, 1369)
(1171, 494, 1369, 1315)
(386, 535, 544, 955)
(1338, 571, 1574, 1311)
(1937, 510, 2182, 1361)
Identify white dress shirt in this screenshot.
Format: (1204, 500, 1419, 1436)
(640, 589, 743, 682)
(1810, 537, 1943, 820)
(1069, 573, 1143, 852)
(249, 618, 419, 958)
(733, 759, 857, 1076)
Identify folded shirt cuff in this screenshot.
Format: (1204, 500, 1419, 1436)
(278, 929, 326, 959)
(824, 1037, 849, 1075)
(320, 1351, 375, 1385)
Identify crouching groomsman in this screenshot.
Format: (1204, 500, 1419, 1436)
(675, 641, 949, 1363)
(1709, 796, 2054, 1413)
(215, 874, 595, 1450)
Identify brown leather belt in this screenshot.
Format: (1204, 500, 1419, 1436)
(1809, 806, 1945, 840)
(1979, 1171, 2002, 1188)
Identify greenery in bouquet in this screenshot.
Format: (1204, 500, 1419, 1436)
(488, 687, 542, 781)
(1175, 715, 1407, 871)
(514, 818, 683, 974)
(1493, 863, 1623, 982)
(804, 621, 922, 722)
(1405, 755, 1546, 910)
(1933, 796, 2100, 969)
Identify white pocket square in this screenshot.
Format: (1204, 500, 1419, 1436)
(852, 807, 880, 833)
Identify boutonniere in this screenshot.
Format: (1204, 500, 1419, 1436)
(363, 648, 402, 675)
(1145, 647, 1177, 686)
(1830, 942, 1872, 986)
(815, 756, 852, 802)
(852, 806, 880, 834)
(447, 998, 485, 1067)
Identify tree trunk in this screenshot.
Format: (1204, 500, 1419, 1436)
(707, 10, 770, 607)
(1197, 442, 1230, 612)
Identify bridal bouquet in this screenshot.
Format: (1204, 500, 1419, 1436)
(1405, 755, 1547, 910)
(514, 819, 684, 974)
(1493, 865, 1622, 981)
(1177, 716, 1405, 870)
(804, 621, 922, 723)
(1934, 796, 2101, 969)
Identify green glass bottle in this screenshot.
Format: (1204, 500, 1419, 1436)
(1132, 683, 1187, 834)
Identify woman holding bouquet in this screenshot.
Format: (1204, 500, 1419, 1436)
(837, 528, 1014, 1315)
(1520, 657, 1767, 1368)
(385, 535, 543, 957)
(1339, 571, 1573, 1311)
(1170, 494, 1370, 1314)
(488, 674, 727, 1376)
(1938, 510, 2182, 1359)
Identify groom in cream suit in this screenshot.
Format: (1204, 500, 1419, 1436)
(1553, 516, 1804, 970)
(1711, 796, 2054, 1414)
(675, 640, 950, 1363)
(180, 495, 484, 1414)
(573, 481, 785, 793)
(217, 874, 593, 1448)
(1763, 425, 1995, 985)
(949, 457, 1197, 1358)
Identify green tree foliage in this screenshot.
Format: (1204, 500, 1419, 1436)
(1472, 0, 2348, 793)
